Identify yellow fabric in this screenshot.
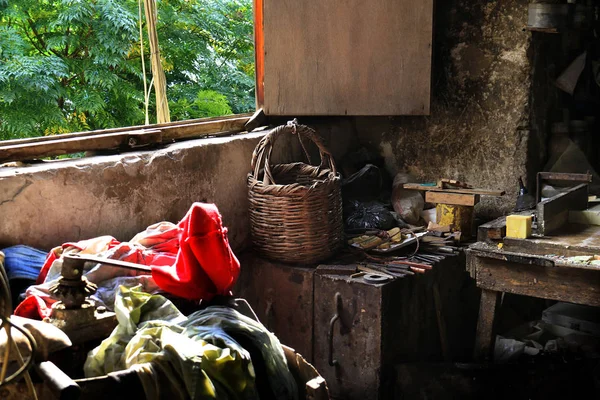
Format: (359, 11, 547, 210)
(84, 286, 259, 400)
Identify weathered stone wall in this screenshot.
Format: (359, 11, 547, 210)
(353, 0, 536, 218)
(0, 122, 355, 252)
(0, 134, 263, 251)
(0, 134, 262, 251)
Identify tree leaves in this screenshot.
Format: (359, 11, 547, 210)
(0, 0, 255, 139)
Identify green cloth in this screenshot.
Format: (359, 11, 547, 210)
(182, 308, 298, 400)
(84, 286, 297, 400)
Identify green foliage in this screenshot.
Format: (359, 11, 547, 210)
(171, 90, 233, 120)
(0, 0, 255, 140)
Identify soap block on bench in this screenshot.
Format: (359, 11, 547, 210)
(505, 215, 532, 239)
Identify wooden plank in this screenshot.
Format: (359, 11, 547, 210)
(468, 245, 556, 268)
(477, 216, 507, 242)
(254, 0, 264, 107)
(0, 115, 250, 162)
(0, 129, 163, 162)
(492, 224, 600, 261)
(476, 211, 537, 242)
(474, 257, 600, 307)
(438, 178, 472, 189)
(425, 191, 479, 206)
(262, 0, 433, 116)
(0, 113, 251, 146)
(233, 253, 315, 362)
(403, 183, 505, 196)
(537, 184, 588, 235)
(432, 282, 450, 362)
(244, 108, 267, 132)
(536, 171, 592, 203)
(468, 241, 600, 274)
(160, 116, 250, 141)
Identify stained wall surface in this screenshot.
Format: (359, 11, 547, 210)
(353, 0, 537, 217)
(0, 119, 356, 252)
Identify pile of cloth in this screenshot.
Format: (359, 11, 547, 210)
(11, 203, 240, 319)
(85, 286, 298, 400)
(2, 202, 300, 399)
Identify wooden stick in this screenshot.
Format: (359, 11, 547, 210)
(403, 183, 504, 197)
(143, 0, 170, 123)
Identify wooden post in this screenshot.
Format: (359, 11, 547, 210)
(436, 203, 475, 238)
(473, 289, 501, 361)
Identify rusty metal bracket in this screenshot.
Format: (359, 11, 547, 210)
(536, 171, 592, 204)
(328, 292, 343, 367)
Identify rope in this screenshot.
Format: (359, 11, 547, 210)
(0, 252, 38, 398)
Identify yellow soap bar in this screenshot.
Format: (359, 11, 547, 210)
(506, 215, 532, 239)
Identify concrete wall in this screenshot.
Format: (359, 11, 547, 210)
(0, 121, 356, 252)
(352, 0, 537, 218)
(0, 134, 262, 251)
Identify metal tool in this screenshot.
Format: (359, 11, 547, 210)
(383, 267, 414, 277)
(363, 262, 415, 275)
(363, 273, 392, 283)
(46, 254, 152, 343)
(35, 361, 81, 400)
(328, 293, 343, 367)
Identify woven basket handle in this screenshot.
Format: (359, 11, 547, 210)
(251, 120, 337, 186)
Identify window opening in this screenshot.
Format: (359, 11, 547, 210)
(0, 0, 255, 145)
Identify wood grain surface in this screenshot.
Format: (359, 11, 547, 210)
(261, 0, 434, 115)
(475, 257, 600, 307)
(426, 191, 480, 206)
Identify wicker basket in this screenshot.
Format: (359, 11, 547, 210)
(247, 122, 343, 264)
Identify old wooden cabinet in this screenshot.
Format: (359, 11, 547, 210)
(234, 252, 315, 361)
(313, 270, 451, 399)
(254, 0, 434, 116)
(235, 251, 478, 399)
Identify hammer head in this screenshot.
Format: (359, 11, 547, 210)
(61, 255, 87, 280)
(49, 255, 97, 309)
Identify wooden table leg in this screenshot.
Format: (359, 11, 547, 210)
(473, 289, 501, 361)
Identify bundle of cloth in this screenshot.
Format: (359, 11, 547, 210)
(84, 286, 298, 400)
(13, 203, 240, 319)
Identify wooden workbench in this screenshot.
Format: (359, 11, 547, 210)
(466, 222, 600, 360)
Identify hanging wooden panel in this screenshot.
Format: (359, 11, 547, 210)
(258, 0, 434, 116)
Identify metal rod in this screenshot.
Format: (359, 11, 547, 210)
(64, 255, 152, 272)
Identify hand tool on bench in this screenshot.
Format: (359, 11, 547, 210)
(46, 254, 153, 343)
(363, 263, 415, 276)
(358, 264, 395, 278)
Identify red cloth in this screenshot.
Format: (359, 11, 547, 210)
(151, 203, 240, 301)
(15, 203, 239, 319)
(14, 295, 53, 320)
